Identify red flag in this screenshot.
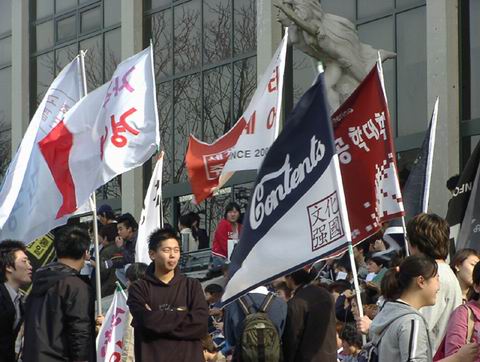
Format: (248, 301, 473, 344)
(186, 118, 247, 203)
(333, 63, 404, 245)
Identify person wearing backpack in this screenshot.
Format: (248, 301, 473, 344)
(224, 285, 287, 361)
(283, 268, 337, 362)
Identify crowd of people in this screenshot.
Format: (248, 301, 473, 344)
(2, 199, 480, 361)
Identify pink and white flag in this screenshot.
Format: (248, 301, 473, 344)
(0, 57, 82, 242)
(96, 288, 129, 361)
(0, 46, 159, 243)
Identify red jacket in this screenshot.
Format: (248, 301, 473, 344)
(211, 219, 242, 258)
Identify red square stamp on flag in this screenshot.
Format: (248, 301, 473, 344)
(307, 191, 345, 251)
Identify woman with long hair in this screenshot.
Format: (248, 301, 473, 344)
(210, 202, 242, 272)
(450, 249, 480, 302)
(442, 261, 480, 360)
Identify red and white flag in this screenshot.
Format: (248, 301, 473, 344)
(0, 46, 159, 243)
(186, 31, 288, 203)
(332, 60, 404, 244)
(96, 288, 129, 362)
(0, 57, 83, 242)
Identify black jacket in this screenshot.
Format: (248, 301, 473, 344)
(127, 263, 209, 362)
(0, 283, 23, 362)
(23, 262, 95, 362)
(282, 284, 337, 362)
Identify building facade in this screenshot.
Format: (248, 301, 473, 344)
(0, 0, 477, 237)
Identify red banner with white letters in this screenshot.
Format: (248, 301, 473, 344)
(333, 63, 404, 244)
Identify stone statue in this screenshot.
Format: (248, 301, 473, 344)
(274, 0, 396, 112)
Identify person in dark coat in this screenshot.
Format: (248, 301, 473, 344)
(127, 228, 209, 362)
(283, 269, 337, 362)
(0, 240, 32, 362)
(23, 226, 95, 362)
(91, 223, 123, 297)
(115, 213, 138, 268)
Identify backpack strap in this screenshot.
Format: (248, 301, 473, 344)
(238, 296, 252, 316)
(259, 292, 275, 313)
(466, 305, 475, 343)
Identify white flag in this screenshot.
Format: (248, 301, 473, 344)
(0, 58, 82, 241)
(136, 154, 164, 264)
(96, 288, 129, 361)
(0, 46, 160, 244)
(219, 31, 288, 182)
(223, 74, 352, 304)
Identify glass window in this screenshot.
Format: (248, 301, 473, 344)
(80, 35, 104, 91)
(55, 0, 77, 14)
(173, 74, 201, 182)
(234, 0, 256, 55)
(203, 65, 232, 142)
(233, 57, 256, 121)
(396, 0, 424, 8)
(158, 81, 173, 184)
(36, 0, 54, 20)
(35, 52, 55, 106)
(148, 10, 172, 81)
(104, 0, 121, 27)
(470, 0, 480, 119)
(203, 0, 232, 64)
(57, 15, 77, 42)
(145, 0, 171, 11)
(35, 21, 54, 52)
(0, 67, 11, 132)
(174, 1, 201, 74)
(0, 0, 12, 35)
(104, 28, 121, 80)
(55, 43, 77, 75)
(358, 0, 394, 19)
(81, 6, 102, 33)
(0, 37, 12, 66)
(358, 17, 396, 134)
(320, 0, 355, 22)
(396, 6, 427, 136)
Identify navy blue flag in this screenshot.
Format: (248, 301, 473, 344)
(222, 74, 351, 304)
(383, 98, 438, 248)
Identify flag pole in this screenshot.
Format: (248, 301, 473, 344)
(79, 49, 103, 316)
(402, 216, 410, 256)
(331, 154, 367, 345)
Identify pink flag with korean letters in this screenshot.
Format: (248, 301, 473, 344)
(96, 288, 129, 361)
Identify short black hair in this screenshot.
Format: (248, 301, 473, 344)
(0, 240, 27, 283)
(126, 262, 148, 283)
(148, 228, 180, 251)
(99, 223, 118, 243)
(340, 323, 363, 348)
(188, 211, 200, 225)
(446, 174, 460, 192)
(204, 283, 224, 295)
(287, 268, 314, 286)
(224, 202, 241, 218)
(117, 213, 138, 231)
(54, 225, 90, 260)
(178, 214, 193, 229)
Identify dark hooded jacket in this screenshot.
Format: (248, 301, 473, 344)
(127, 263, 208, 362)
(23, 262, 95, 362)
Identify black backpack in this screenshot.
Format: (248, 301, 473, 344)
(236, 293, 282, 362)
